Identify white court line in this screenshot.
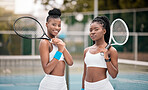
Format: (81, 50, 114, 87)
(118, 59, 148, 66)
(116, 78, 148, 84)
(0, 84, 14, 86)
(0, 83, 39, 86)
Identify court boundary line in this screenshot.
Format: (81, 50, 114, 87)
(0, 56, 148, 66)
(119, 59, 148, 66)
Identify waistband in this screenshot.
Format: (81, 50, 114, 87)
(45, 74, 65, 77)
(85, 78, 109, 89)
(45, 74, 66, 82)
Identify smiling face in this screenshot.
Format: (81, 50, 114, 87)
(46, 18, 61, 38)
(89, 22, 106, 41)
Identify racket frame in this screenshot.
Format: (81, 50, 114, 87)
(101, 18, 129, 56)
(110, 18, 129, 46)
(13, 16, 51, 40)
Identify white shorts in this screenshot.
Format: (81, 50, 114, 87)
(85, 78, 114, 90)
(38, 74, 67, 90)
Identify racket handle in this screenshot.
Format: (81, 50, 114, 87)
(105, 44, 111, 49)
(100, 52, 104, 56)
(100, 44, 111, 56)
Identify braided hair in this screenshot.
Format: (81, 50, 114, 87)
(46, 8, 61, 22)
(91, 16, 110, 43)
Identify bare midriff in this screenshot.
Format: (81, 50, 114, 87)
(50, 61, 65, 76)
(85, 67, 107, 82)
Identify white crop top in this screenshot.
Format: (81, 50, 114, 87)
(84, 50, 107, 68)
(49, 44, 64, 61)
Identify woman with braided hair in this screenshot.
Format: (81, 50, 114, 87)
(81, 16, 118, 90)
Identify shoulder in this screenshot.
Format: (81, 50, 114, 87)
(109, 46, 118, 57)
(109, 46, 117, 51)
(83, 47, 90, 57)
(40, 39, 51, 45)
(109, 46, 117, 53)
(84, 47, 89, 53)
(39, 39, 51, 49)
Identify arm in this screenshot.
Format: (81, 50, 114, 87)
(104, 47, 118, 78)
(52, 38, 73, 66)
(82, 48, 89, 89)
(63, 47, 73, 66)
(39, 39, 59, 74)
(82, 63, 86, 89)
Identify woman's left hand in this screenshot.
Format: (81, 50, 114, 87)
(52, 38, 65, 52)
(101, 48, 110, 59)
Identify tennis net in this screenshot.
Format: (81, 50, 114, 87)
(0, 55, 42, 86)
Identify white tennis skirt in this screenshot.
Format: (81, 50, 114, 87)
(85, 78, 114, 90)
(38, 74, 67, 90)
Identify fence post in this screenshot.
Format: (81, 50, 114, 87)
(134, 33, 138, 61)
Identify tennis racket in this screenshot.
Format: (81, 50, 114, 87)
(101, 18, 129, 56)
(13, 16, 51, 41)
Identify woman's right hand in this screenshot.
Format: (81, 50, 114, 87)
(52, 38, 65, 52)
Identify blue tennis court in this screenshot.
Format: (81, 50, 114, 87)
(0, 73, 148, 90)
(0, 60, 148, 90)
(69, 73, 148, 90)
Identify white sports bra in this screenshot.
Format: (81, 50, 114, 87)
(49, 44, 64, 61)
(84, 50, 107, 68)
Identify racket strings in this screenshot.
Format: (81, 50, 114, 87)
(14, 18, 44, 38)
(112, 21, 128, 44)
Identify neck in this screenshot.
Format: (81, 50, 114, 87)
(94, 37, 107, 47)
(48, 33, 55, 39)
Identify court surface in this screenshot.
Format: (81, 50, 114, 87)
(0, 73, 148, 90)
(0, 62, 148, 90)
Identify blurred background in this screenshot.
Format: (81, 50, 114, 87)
(0, 0, 148, 90)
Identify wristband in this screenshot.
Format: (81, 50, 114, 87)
(81, 88, 84, 90)
(54, 51, 62, 60)
(105, 58, 111, 62)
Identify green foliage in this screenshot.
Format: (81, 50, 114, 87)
(119, 0, 148, 9)
(0, 7, 14, 17)
(40, 0, 148, 12)
(99, 0, 120, 10)
(0, 7, 19, 55)
(0, 7, 14, 31)
(136, 11, 148, 32)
